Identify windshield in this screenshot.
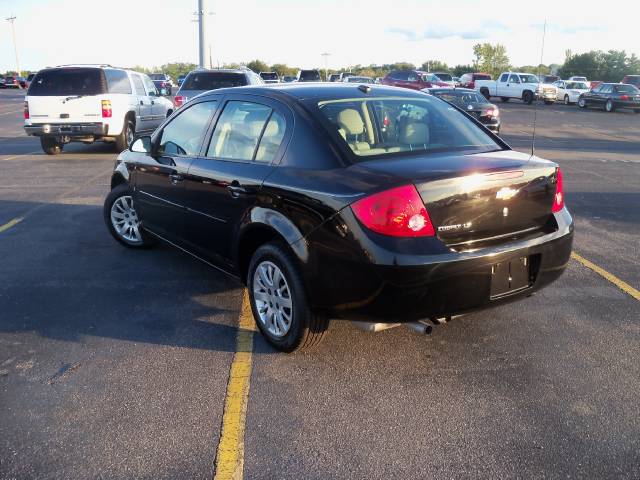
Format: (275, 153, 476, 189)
(300, 70, 321, 81)
(182, 72, 247, 90)
(315, 96, 501, 159)
(260, 72, 278, 80)
(519, 74, 539, 84)
(572, 77, 587, 82)
(432, 90, 487, 106)
(420, 73, 438, 83)
(567, 82, 588, 90)
(27, 68, 106, 96)
(474, 74, 491, 81)
(346, 77, 374, 84)
(435, 73, 453, 81)
(149, 74, 165, 80)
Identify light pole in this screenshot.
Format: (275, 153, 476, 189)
(196, 0, 207, 68)
(6, 15, 21, 77)
(321, 52, 331, 81)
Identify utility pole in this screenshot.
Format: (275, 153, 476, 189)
(6, 15, 21, 77)
(321, 52, 330, 81)
(197, 0, 207, 68)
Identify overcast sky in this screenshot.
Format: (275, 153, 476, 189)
(1, 0, 637, 73)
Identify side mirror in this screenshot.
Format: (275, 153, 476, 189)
(131, 136, 152, 154)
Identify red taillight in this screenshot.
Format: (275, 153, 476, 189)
(101, 100, 112, 118)
(23, 101, 29, 120)
(351, 185, 435, 237)
(619, 95, 630, 101)
(483, 107, 499, 117)
(552, 168, 564, 213)
(469, 81, 475, 89)
(174, 96, 184, 107)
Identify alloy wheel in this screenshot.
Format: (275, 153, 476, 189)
(564, 95, 569, 105)
(110, 195, 142, 244)
(252, 261, 293, 338)
(125, 123, 134, 148)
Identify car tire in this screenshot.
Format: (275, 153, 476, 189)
(564, 95, 570, 105)
(605, 99, 615, 113)
(480, 88, 490, 100)
(522, 91, 533, 105)
(501, 97, 509, 103)
(40, 137, 63, 155)
(248, 242, 329, 352)
(578, 98, 587, 109)
(115, 118, 135, 152)
(103, 183, 158, 249)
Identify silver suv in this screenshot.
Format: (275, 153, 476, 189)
(174, 69, 264, 108)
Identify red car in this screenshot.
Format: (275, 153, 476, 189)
(458, 72, 492, 89)
(1, 76, 21, 89)
(382, 70, 450, 90)
(621, 75, 640, 88)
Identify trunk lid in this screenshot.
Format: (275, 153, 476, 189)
(356, 150, 558, 249)
(26, 95, 104, 124)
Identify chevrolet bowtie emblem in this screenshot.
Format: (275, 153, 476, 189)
(496, 187, 518, 200)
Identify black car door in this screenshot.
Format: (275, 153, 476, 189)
(133, 100, 218, 242)
(584, 84, 601, 106)
(182, 95, 292, 270)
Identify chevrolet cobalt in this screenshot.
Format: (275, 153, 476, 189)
(104, 84, 573, 352)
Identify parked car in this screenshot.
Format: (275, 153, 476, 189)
(343, 76, 374, 84)
(424, 87, 501, 133)
(174, 68, 263, 108)
(458, 72, 492, 89)
(433, 72, 456, 86)
(542, 75, 559, 84)
(328, 73, 341, 82)
(382, 70, 450, 90)
(621, 75, 640, 88)
(568, 76, 588, 84)
(452, 76, 461, 86)
(297, 69, 322, 82)
(103, 83, 572, 352)
(149, 73, 174, 96)
(476, 72, 557, 105)
(177, 74, 187, 86)
(259, 71, 280, 84)
(24, 65, 174, 155)
(578, 83, 640, 113)
(282, 75, 296, 83)
(0, 76, 4, 87)
(554, 80, 590, 105)
(2, 75, 21, 89)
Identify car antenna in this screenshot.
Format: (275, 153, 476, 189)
(531, 18, 547, 158)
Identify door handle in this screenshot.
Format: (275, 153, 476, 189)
(151, 100, 155, 105)
(227, 184, 252, 198)
(169, 173, 184, 184)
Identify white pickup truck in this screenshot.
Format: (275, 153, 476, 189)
(475, 72, 558, 105)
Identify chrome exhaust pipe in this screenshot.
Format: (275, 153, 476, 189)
(404, 321, 433, 335)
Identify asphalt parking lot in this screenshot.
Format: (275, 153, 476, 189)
(1, 87, 639, 479)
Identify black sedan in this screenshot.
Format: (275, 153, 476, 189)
(578, 83, 640, 113)
(423, 87, 501, 133)
(103, 84, 573, 352)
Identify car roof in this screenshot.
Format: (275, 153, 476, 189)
(196, 83, 430, 102)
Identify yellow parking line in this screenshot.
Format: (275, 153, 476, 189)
(0, 217, 23, 233)
(213, 290, 256, 480)
(572, 252, 640, 301)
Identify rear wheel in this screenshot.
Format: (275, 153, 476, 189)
(115, 118, 135, 152)
(103, 183, 157, 248)
(522, 91, 533, 105)
(605, 99, 615, 112)
(248, 242, 329, 352)
(578, 98, 587, 109)
(564, 95, 570, 105)
(40, 136, 63, 155)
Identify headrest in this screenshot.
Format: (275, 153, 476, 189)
(337, 109, 364, 135)
(399, 121, 429, 145)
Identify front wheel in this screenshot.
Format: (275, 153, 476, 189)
(103, 184, 157, 248)
(564, 95, 570, 105)
(248, 242, 329, 352)
(605, 99, 615, 112)
(40, 136, 63, 155)
(578, 98, 587, 109)
(522, 91, 533, 105)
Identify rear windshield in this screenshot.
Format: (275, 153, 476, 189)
(315, 96, 501, 159)
(474, 74, 491, 80)
(149, 74, 165, 80)
(432, 90, 487, 105)
(299, 70, 321, 81)
(260, 72, 278, 80)
(28, 68, 106, 96)
(435, 73, 453, 81)
(182, 72, 247, 91)
(615, 84, 639, 93)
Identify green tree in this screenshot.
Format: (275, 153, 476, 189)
(420, 60, 449, 72)
(472, 43, 510, 78)
(452, 64, 474, 77)
(271, 63, 298, 77)
(246, 59, 270, 73)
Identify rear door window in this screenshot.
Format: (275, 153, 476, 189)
(105, 70, 132, 94)
(182, 72, 247, 90)
(158, 101, 217, 156)
(132, 75, 146, 96)
(28, 68, 106, 96)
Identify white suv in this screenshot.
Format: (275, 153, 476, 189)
(24, 65, 174, 155)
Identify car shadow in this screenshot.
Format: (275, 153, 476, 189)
(0, 200, 261, 354)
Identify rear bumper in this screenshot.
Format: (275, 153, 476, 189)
(614, 100, 640, 109)
(24, 123, 108, 137)
(304, 208, 573, 322)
